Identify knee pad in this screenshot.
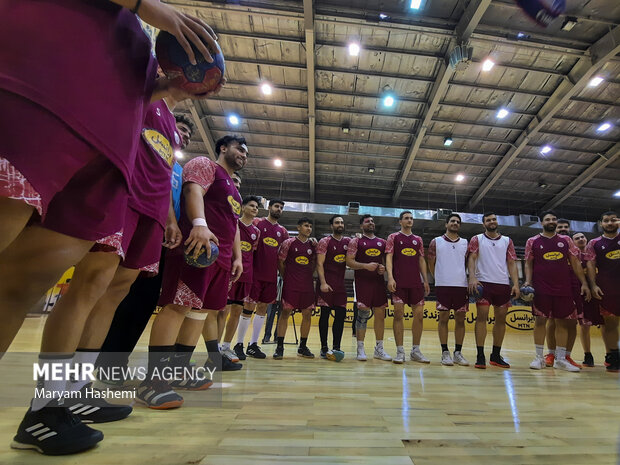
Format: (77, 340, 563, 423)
(356, 308, 371, 330)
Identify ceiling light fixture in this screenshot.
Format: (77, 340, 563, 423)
(540, 145, 552, 155)
(614, 190, 620, 198)
(597, 122, 612, 132)
(497, 108, 509, 119)
(482, 58, 495, 72)
(379, 13, 389, 19)
(348, 43, 360, 57)
(455, 174, 465, 182)
(410, 0, 422, 9)
(342, 124, 350, 134)
(368, 166, 376, 174)
(228, 115, 240, 126)
(273, 159, 283, 167)
(560, 16, 578, 31)
(260, 83, 272, 95)
(588, 76, 604, 87)
(383, 95, 395, 107)
(444, 137, 453, 146)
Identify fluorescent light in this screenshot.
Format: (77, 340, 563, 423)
(410, 0, 422, 9)
(540, 145, 552, 155)
(444, 137, 453, 146)
(274, 159, 283, 167)
(228, 115, 240, 125)
(597, 122, 612, 132)
(482, 59, 495, 72)
(588, 76, 604, 87)
(348, 43, 360, 57)
(455, 174, 465, 182)
(614, 190, 620, 198)
(383, 95, 395, 107)
(497, 108, 509, 119)
(260, 83, 272, 95)
(175, 150, 184, 159)
(379, 13, 389, 19)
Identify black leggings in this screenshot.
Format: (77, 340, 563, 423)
(318, 306, 346, 351)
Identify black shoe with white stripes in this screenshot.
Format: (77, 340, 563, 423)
(136, 380, 184, 409)
(11, 406, 103, 455)
(63, 384, 132, 423)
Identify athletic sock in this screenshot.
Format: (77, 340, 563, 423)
(455, 344, 462, 353)
(491, 345, 501, 357)
(556, 346, 566, 361)
(70, 348, 100, 392)
(566, 350, 571, 358)
(549, 348, 555, 355)
(535, 344, 544, 357)
(376, 340, 384, 350)
(250, 314, 266, 345)
(300, 337, 308, 349)
(221, 342, 231, 351)
(412, 345, 420, 351)
(477, 346, 484, 357)
(397, 345, 404, 353)
(441, 344, 449, 352)
(147, 345, 175, 381)
(173, 343, 195, 368)
(236, 310, 253, 345)
(32, 353, 73, 411)
(276, 336, 284, 349)
(357, 341, 364, 350)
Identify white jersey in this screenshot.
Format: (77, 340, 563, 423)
(473, 233, 512, 285)
(432, 235, 468, 288)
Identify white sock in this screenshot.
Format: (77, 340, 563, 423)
(32, 355, 72, 411)
(376, 340, 384, 349)
(412, 345, 420, 350)
(236, 315, 252, 345)
(250, 314, 266, 345)
(556, 346, 566, 361)
(357, 341, 364, 350)
(221, 342, 230, 351)
(549, 349, 555, 355)
(535, 344, 544, 357)
(68, 350, 100, 392)
(566, 350, 571, 357)
(397, 345, 404, 353)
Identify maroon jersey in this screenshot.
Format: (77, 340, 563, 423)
(238, 220, 260, 283)
(129, 100, 180, 226)
(347, 235, 386, 282)
(386, 232, 424, 289)
(525, 234, 579, 296)
(584, 234, 620, 294)
(252, 217, 289, 283)
(0, 0, 157, 182)
(179, 157, 241, 271)
(279, 238, 315, 293)
(317, 235, 350, 292)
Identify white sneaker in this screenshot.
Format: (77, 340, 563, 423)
(356, 347, 367, 361)
(441, 350, 453, 366)
(529, 355, 546, 370)
(453, 351, 469, 366)
(220, 347, 240, 363)
(393, 350, 406, 364)
(410, 347, 430, 363)
(373, 347, 392, 361)
(553, 358, 580, 372)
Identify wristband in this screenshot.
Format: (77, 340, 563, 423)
(131, 0, 142, 14)
(192, 218, 208, 227)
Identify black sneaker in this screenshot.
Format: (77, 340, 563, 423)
(320, 347, 329, 359)
(222, 357, 243, 371)
(64, 384, 132, 423)
(582, 353, 594, 367)
(233, 343, 247, 361)
(606, 353, 619, 373)
(297, 346, 315, 359)
(137, 380, 184, 409)
(169, 371, 213, 391)
(604, 353, 610, 367)
(474, 354, 486, 369)
(11, 406, 103, 455)
(273, 346, 284, 359)
(247, 342, 266, 359)
(489, 354, 510, 368)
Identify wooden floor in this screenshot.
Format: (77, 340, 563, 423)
(0, 317, 618, 465)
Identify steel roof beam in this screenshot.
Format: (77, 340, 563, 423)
(303, 0, 316, 201)
(188, 103, 217, 160)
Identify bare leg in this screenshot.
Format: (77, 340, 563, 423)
(534, 315, 547, 346)
(546, 318, 556, 352)
(438, 310, 449, 345)
(492, 306, 508, 348)
(411, 305, 424, 346)
(475, 305, 489, 348)
(454, 311, 466, 346)
(149, 304, 190, 346)
(276, 308, 292, 338)
(300, 308, 312, 339)
(603, 315, 619, 351)
(579, 324, 591, 354)
(554, 318, 569, 349)
(217, 308, 229, 341)
(0, 198, 35, 253)
(373, 307, 386, 342)
(393, 303, 404, 347)
(566, 320, 577, 353)
(223, 304, 243, 344)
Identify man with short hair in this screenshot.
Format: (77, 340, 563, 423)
(525, 211, 591, 372)
(316, 215, 350, 361)
(346, 215, 391, 362)
(386, 211, 430, 364)
(273, 217, 316, 359)
(585, 211, 620, 372)
(467, 212, 520, 369)
(427, 214, 469, 367)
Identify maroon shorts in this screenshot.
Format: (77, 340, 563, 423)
(532, 294, 577, 319)
(392, 287, 424, 307)
(247, 279, 278, 305)
(282, 287, 315, 311)
(354, 277, 387, 309)
(476, 282, 512, 308)
(0, 90, 128, 240)
(159, 253, 231, 311)
(599, 293, 620, 317)
(316, 282, 347, 308)
(435, 286, 468, 312)
(228, 281, 251, 304)
(580, 299, 603, 326)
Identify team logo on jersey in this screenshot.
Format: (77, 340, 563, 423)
(343, 245, 348, 250)
(141, 128, 173, 166)
(365, 248, 381, 257)
(543, 251, 564, 260)
(227, 196, 241, 215)
(333, 254, 346, 263)
(240, 241, 252, 252)
(605, 249, 620, 260)
(307, 249, 312, 255)
(174, 132, 180, 146)
(263, 237, 279, 247)
(277, 231, 282, 237)
(251, 233, 257, 240)
(557, 242, 565, 248)
(156, 107, 161, 116)
(412, 240, 418, 245)
(401, 248, 417, 256)
(378, 242, 383, 246)
(295, 256, 309, 265)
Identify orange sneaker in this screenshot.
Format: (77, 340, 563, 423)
(544, 353, 555, 367)
(565, 356, 582, 369)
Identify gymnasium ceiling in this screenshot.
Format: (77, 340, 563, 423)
(170, 0, 620, 223)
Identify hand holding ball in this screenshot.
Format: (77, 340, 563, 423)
(185, 242, 219, 268)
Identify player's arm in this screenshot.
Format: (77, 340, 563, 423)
(523, 258, 533, 287)
(316, 253, 333, 293)
(386, 253, 396, 292)
(277, 240, 289, 277)
(419, 255, 431, 296)
(569, 254, 591, 301)
(507, 259, 520, 298)
(345, 256, 378, 272)
(278, 258, 286, 277)
(230, 225, 243, 283)
(467, 252, 480, 294)
(426, 239, 436, 277)
(183, 182, 218, 258)
(586, 261, 603, 299)
(163, 191, 182, 249)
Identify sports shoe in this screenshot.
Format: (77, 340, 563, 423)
(221, 347, 240, 363)
(582, 353, 594, 367)
(11, 405, 103, 455)
(604, 353, 610, 367)
(297, 346, 315, 359)
(441, 350, 453, 366)
(273, 346, 284, 359)
(410, 347, 430, 363)
(606, 353, 619, 373)
(356, 346, 367, 361)
(554, 358, 580, 372)
(246, 343, 266, 359)
(565, 356, 582, 369)
(453, 351, 469, 366)
(393, 350, 406, 364)
(233, 343, 247, 361)
(373, 347, 392, 361)
(544, 353, 555, 367)
(489, 354, 510, 368)
(475, 355, 486, 369)
(65, 384, 132, 423)
(169, 369, 213, 390)
(529, 355, 546, 370)
(221, 357, 243, 371)
(320, 348, 328, 359)
(136, 380, 184, 409)
(326, 349, 345, 362)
